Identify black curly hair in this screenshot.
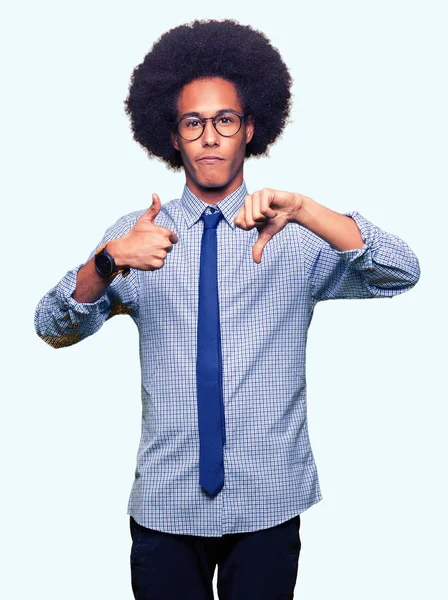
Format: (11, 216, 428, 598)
(124, 19, 293, 171)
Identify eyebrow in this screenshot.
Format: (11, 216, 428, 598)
(179, 108, 239, 119)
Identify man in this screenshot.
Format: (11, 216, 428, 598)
(34, 18, 420, 600)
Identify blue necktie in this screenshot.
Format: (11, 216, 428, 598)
(197, 207, 226, 497)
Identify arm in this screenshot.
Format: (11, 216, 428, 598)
(71, 193, 179, 305)
(35, 194, 179, 349)
(71, 254, 116, 303)
(234, 188, 420, 301)
(292, 195, 365, 251)
(295, 198, 421, 301)
(34, 214, 141, 349)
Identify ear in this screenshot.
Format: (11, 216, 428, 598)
(245, 115, 255, 144)
(171, 130, 180, 151)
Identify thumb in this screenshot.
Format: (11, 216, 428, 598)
(252, 230, 273, 264)
(145, 193, 162, 222)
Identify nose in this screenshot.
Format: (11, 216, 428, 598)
(202, 118, 220, 146)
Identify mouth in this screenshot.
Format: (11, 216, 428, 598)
(197, 156, 224, 164)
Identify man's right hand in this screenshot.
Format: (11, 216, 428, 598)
(107, 193, 179, 271)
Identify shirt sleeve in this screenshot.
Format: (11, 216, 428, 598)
(299, 211, 421, 302)
(34, 212, 142, 349)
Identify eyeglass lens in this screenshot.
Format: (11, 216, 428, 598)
(177, 112, 242, 140)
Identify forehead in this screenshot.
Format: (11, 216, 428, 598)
(176, 77, 242, 117)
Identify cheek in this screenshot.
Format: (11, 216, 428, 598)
(179, 146, 196, 167)
(230, 139, 246, 164)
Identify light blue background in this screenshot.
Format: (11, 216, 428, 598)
(1, 1, 446, 598)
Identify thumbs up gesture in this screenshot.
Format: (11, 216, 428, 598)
(234, 188, 305, 264)
(107, 193, 179, 271)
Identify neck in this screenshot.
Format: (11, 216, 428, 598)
(185, 173, 244, 205)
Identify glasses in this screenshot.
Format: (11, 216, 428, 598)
(173, 110, 246, 141)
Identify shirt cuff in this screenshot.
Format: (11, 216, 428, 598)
(56, 264, 111, 313)
(330, 211, 375, 271)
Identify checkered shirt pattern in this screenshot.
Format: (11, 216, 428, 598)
(35, 181, 420, 536)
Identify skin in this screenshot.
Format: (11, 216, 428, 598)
(234, 187, 365, 264)
(169, 77, 364, 263)
(170, 77, 255, 204)
(72, 75, 364, 303)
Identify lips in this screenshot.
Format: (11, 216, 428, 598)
(197, 156, 224, 162)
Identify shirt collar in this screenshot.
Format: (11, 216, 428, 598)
(180, 180, 249, 230)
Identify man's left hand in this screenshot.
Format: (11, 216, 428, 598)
(234, 188, 306, 263)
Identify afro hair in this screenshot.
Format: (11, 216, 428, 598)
(124, 19, 293, 171)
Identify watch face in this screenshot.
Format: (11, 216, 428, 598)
(95, 252, 113, 276)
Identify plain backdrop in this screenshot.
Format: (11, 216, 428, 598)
(1, 1, 447, 598)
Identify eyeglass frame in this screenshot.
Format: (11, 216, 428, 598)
(173, 110, 247, 141)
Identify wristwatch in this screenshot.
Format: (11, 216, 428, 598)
(94, 244, 130, 278)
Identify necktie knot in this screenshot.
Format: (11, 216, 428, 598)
(201, 209, 223, 230)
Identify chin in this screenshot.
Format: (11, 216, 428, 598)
(196, 176, 230, 190)
(204, 181, 228, 189)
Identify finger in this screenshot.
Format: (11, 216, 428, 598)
(145, 193, 162, 222)
(244, 194, 254, 228)
(252, 230, 274, 264)
(252, 191, 265, 223)
(157, 225, 178, 240)
(260, 188, 278, 219)
(234, 207, 248, 229)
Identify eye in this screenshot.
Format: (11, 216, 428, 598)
(217, 114, 236, 124)
(185, 119, 202, 128)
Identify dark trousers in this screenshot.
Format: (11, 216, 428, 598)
(130, 514, 301, 599)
